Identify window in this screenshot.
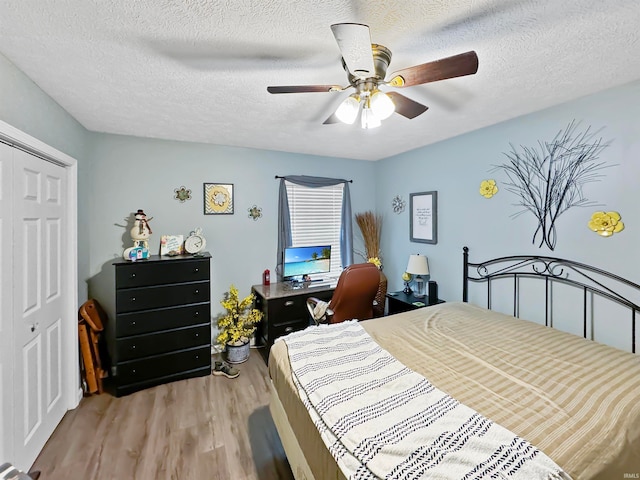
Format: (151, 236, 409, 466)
(286, 181, 344, 277)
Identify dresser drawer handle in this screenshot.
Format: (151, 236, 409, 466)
(284, 327, 294, 334)
(194, 311, 199, 317)
(194, 289, 199, 294)
(284, 301, 294, 307)
(131, 321, 136, 326)
(195, 333, 199, 337)
(130, 297, 136, 302)
(130, 273, 136, 278)
(131, 345, 136, 350)
(194, 267, 199, 273)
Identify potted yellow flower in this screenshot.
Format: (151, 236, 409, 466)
(217, 285, 263, 364)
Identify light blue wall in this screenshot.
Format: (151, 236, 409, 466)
(376, 80, 640, 348)
(0, 53, 89, 160)
(0, 52, 92, 300)
(3, 45, 639, 348)
(86, 133, 376, 319)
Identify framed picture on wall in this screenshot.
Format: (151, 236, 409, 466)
(410, 191, 437, 244)
(204, 183, 234, 215)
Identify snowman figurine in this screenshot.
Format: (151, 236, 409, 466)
(123, 209, 153, 261)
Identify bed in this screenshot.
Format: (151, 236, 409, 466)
(268, 248, 640, 479)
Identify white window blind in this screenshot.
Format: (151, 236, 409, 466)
(286, 181, 344, 277)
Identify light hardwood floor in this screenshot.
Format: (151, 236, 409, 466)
(31, 350, 295, 480)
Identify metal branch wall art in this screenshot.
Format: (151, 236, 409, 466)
(493, 121, 611, 250)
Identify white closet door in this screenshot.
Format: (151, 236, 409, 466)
(12, 148, 67, 468)
(0, 143, 14, 463)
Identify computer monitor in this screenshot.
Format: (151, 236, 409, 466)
(283, 245, 331, 281)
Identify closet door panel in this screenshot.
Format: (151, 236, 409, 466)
(12, 149, 67, 469)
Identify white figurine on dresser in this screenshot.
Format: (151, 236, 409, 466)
(122, 209, 153, 261)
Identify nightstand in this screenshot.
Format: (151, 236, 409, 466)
(386, 291, 445, 315)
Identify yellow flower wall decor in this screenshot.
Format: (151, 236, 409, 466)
(479, 179, 498, 198)
(588, 211, 624, 237)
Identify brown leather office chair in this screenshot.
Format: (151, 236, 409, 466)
(307, 263, 381, 324)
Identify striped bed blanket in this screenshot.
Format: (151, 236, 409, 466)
(279, 321, 572, 480)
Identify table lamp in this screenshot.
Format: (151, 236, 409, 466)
(406, 254, 429, 298)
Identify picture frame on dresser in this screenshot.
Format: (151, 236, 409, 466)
(410, 191, 437, 244)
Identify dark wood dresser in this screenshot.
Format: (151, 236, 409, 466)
(252, 282, 334, 363)
(110, 253, 212, 396)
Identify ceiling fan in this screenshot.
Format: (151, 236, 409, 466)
(267, 23, 479, 129)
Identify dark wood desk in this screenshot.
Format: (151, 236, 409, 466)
(252, 281, 335, 362)
(386, 291, 445, 315)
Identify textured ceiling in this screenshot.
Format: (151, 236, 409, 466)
(1, 0, 639, 161)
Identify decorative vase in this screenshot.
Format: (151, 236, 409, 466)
(226, 341, 250, 364)
(373, 269, 387, 318)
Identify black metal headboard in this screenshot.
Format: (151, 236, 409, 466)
(462, 246, 640, 353)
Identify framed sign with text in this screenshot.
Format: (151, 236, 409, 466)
(410, 191, 437, 244)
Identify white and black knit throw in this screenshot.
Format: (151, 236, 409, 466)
(279, 321, 572, 480)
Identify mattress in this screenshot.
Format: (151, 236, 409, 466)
(268, 302, 640, 480)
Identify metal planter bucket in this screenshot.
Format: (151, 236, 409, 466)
(226, 341, 250, 364)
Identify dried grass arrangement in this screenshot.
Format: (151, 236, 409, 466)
(355, 211, 383, 267)
(355, 210, 386, 318)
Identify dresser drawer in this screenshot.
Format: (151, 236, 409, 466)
(116, 281, 210, 313)
(115, 345, 210, 384)
(115, 303, 209, 337)
(116, 324, 210, 362)
(116, 259, 210, 288)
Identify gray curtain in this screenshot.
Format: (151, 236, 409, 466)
(277, 175, 353, 281)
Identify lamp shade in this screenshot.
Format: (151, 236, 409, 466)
(335, 94, 360, 124)
(370, 90, 395, 120)
(361, 106, 381, 129)
(406, 254, 429, 275)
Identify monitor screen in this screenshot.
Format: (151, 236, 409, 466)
(283, 245, 331, 280)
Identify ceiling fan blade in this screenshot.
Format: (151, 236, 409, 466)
(386, 92, 429, 119)
(330, 23, 376, 78)
(267, 85, 342, 94)
(323, 113, 341, 124)
(388, 51, 479, 88)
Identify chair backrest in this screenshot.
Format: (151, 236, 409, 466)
(327, 262, 381, 324)
(79, 298, 106, 332)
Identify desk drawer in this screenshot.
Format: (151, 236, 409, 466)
(271, 317, 309, 340)
(115, 345, 210, 384)
(269, 296, 307, 318)
(116, 281, 210, 313)
(116, 324, 210, 362)
(116, 259, 210, 288)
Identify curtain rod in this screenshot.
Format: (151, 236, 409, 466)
(274, 175, 353, 183)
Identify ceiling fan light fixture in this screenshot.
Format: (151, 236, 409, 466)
(361, 104, 381, 129)
(335, 94, 360, 124)
(370, 90, 395, 120)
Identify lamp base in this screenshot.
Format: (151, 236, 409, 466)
(403, 283, 412, 295)
(414, 277, 426, 298)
